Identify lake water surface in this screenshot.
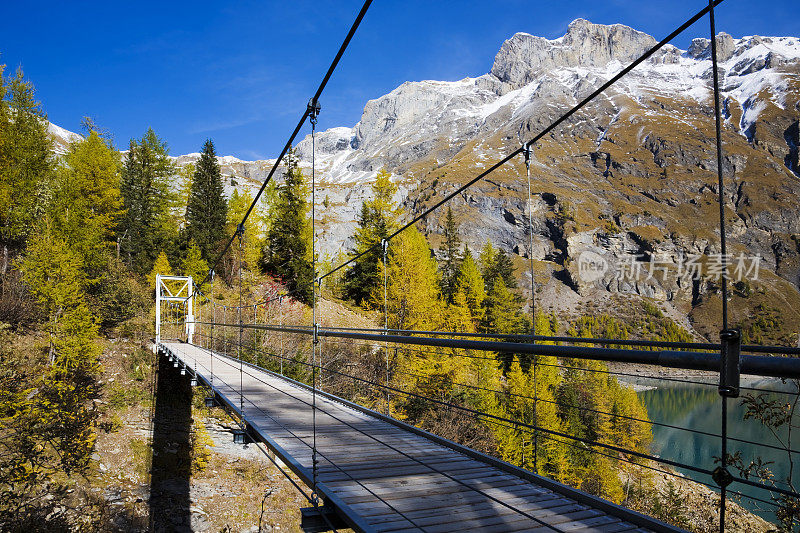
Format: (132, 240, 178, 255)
(636, 379, 799, 525)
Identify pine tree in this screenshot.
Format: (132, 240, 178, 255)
(0, 67, 55, 254)
(438, 206, 462, 304)
(479, 241, 496, 286)
(384, 226, 440, 331)
(480, 241, 522, 340)
(52, 130, 122, 276)
(343, 169, 400, 307)
(455, 246, 485, 329)
(484, 278, 524, 333)
(481, 241, 517, 291)
(262, 149, 313, 302)
(148, 251, 173, 288)
(19, 221, 100, 475)
(227, 188, 261, 271)
(182, 241, 208, 283)
(484, 277, 528, 369)
(118, 128, 176, 274)
(185, 140, 227, 261)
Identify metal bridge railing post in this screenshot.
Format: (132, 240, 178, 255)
(211, 270, 215, 388)
(520, 138, 539, 475)
(714, 328, 740, 531)
(382, 238, 390, 417)
(708, 0, 733, 529)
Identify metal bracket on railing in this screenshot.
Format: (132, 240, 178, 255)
(307, 98, 321, 125)
(313, 322, 320, 346)
(712, 465, 733, 488)
(522, 141, 531, 170)
(719, 328, 741, 398)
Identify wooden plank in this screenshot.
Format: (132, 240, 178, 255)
(423, 508, 604, 533)
(315, 454, 477, 476)
(336, 476, 532, 505)
(374, 498, 581, 532)
(364, 483, 552, 513)
(496, 509, 614, 533)
(291, 445, 455, 466)
(318, 462, 491, 484)
(365, 493, 567, 526)
(572, 519, 635, 532)
(362, 491, 570, 523)
(326, 468, 521, 490)
(312, 450, 467, 472)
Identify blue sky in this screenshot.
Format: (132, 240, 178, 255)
(1, 0, 797, 160)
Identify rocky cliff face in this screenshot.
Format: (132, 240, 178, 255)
(490, 20, 658, 92)
(290, 19, 800, 343)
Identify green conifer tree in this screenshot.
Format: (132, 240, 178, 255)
(482, 243, 517, 291)
(182, 241, 209, 283)
(343, 169, 400, 307)
(438, 206, 462, 304)
(262, 150, 313, 303)
(185, 140, 227, 261)
(484, 277, 527, 368)
(118, 128, 176, 274)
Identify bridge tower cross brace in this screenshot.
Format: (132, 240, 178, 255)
(154, 274, 194, 351)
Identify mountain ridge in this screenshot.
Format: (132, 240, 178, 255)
(47, 19, 800, 345)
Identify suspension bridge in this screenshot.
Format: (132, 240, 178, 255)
(159, 339, 668, 533)
(150, 0, 800, 531)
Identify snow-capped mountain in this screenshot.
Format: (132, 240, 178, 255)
(292, 20, 799, 185)
(47, 122, 82, 154)
(49, 19, 800, 342)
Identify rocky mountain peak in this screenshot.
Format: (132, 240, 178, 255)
(687, 33, 736, 61)
(490, 19, 657, 92)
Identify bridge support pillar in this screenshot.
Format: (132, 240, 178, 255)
(300, 504, 347, 533)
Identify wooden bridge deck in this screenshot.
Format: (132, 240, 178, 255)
(160, 341, 679, 533)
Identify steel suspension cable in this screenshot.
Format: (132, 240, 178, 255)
(309, 100, 320, 508)
(196, 0, 374, 292)
(524, 141, 539, 472)
(239, 231, 244, 416)
(384, 364, 800, 456)
(220, 335, 714, 477)
(317, 336, 799, 397)
(382, 238, 390, 416)
(193, 332, 800, 501)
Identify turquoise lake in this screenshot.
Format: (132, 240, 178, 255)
(637, 379, 799, 525)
